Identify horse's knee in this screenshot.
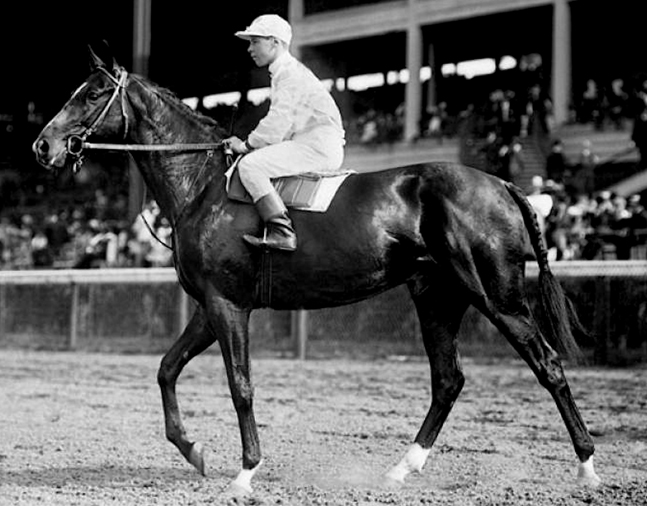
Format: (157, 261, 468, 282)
(536, 355, 567, 390)
(157, 355, 178, 388)
(230, 370, 254, 411)
(433, 370, 465, 404)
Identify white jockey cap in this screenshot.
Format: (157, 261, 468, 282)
(235, 14, 292, 45)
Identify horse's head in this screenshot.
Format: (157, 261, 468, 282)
(33, 41, 129, 171)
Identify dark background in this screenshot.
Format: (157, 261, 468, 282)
(0, 1, 288, 119)
(1, 1, 644, 121)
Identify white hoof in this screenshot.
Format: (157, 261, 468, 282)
(577, 457, 601, 488)
(188, 442, 208, 476)
(226, 480, 252, 497)
(384, 465, 407, 484)
(228, 461, 262, 496)
(385, 443, 431, 484)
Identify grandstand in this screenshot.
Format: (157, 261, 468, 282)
(2, 0, 646, 204)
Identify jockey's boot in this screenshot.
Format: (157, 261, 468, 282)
(243, 189, 297, 251)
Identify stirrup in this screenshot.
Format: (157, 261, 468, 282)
(243, 225, 297, 252)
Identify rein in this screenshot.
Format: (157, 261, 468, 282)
(78, 141, 226, 152)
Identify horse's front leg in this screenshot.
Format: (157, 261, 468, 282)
(158, 307, 217, 474)
(204, 293, 260, 495)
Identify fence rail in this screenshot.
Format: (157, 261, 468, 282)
(1, 261, 646, 362)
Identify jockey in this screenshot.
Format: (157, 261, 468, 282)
(224, 14, 346, 251)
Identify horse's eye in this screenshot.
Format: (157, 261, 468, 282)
(87, 91, 101, 101)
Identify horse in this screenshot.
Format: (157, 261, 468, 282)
(32, 42, 601, 495)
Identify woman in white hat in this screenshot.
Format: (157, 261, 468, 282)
(224, 14, 346, 251)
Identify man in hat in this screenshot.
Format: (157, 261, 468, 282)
(224, 14, 346, 251)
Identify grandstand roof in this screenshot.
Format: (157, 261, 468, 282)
(0, 1, 555, 116)
(2, 0, 644, 120)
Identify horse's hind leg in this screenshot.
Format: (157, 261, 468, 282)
(386, 278, 469, 483)
(473, 293, 600, 487)
(157, 306, 216, 475)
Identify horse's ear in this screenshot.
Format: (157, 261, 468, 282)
(88, 40, 117, 72)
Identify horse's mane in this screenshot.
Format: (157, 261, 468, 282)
(129, 72, 228, 139)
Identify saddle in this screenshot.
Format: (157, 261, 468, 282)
(225, 156, 353, 213)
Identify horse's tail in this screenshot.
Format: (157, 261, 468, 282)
(505, 182, 587, 362)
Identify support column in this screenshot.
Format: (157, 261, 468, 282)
(289, 0, 304, 60)
(551, 0, 571, 126)
(404, 19, 423, 142)
(129, 0, 152, 222)
(426, 43, 437, 113)
(288, 0, 304, 21)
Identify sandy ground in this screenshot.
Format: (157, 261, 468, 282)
(0, 349, 645, 506)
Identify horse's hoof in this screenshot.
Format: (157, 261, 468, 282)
(188, 442, 208, 476)
(384, 468, 406, 487)
(384, 464, 407, 485)
(226, 481, 252, 497)
(577, 458, 601, 488)
(577, 473, 602, 488)
(382, 474, 405, 490)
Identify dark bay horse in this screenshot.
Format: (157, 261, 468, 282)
(32, 43, 601, 494)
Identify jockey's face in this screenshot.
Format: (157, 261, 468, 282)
(248, 36, 280, 67)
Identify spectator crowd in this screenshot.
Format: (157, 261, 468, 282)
(2, 58, 647, 269)
(0, 198, 173, 270)
(528, 176, 647, 261)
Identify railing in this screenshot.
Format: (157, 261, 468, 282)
(1, 261, 646, 362)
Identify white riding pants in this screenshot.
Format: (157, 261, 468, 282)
(238, 126, 344, 202)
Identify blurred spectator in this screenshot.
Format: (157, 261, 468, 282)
(521, 84, 553, 138)
(545, 138, 568, 185)
(545, 186, 572, 261)
(482, 89, 505, 137)
(506, 139, 524, 184)
(44, 211, 70, 258)
(359, 109, 379, 145)
(606, 78, 629, 131)
(30, 227, 53, 267)
(422, 102, 449, 141)
(578, 79, 604, 130)
(128, 202, 158, 267)
(572, 139, 598, 197)
(480, 130, 507, 178)
(145, 217, 173, 267)
(499, 89, 520, 144)
(526, 175, 554, 244)
(631, 75, 647, 170)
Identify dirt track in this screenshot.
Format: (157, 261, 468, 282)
(0, 350, 645, 505)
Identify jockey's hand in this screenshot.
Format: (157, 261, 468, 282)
(224, 136, 248, 155)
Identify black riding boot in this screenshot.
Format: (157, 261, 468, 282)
(243, 189, 297, 251)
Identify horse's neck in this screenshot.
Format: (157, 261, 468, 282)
(127, 80, 227, 221)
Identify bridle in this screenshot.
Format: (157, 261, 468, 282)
(65, 65, 228, 173)
(64, 65, 232, 251)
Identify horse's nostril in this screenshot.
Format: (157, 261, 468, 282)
(36, 139, 49, 155)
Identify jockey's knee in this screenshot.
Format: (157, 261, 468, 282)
(237, 152, 261, 175)
(237, 154, 261, 184)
